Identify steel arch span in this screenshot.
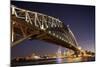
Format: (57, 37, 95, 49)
(11, 5, 89, 55)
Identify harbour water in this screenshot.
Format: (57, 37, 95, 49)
(11, 56, 95, 66)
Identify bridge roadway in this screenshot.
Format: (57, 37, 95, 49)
(11, 5, 82, 55)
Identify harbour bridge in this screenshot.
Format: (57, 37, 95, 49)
(11, 5, 93, 56)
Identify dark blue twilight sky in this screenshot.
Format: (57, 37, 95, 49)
(11, 1, 95, 58)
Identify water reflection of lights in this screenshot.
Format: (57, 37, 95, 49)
(67, 57, 82, 63)
(56, 58, 62, 63)
(56, 57, 82, 63)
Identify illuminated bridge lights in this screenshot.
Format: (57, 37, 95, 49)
(55, 34, 59, 38)
(59, 36, 62, 40)
(40, 25, 46, 30)
(52, 33, 56, 36)
(62, 38, 66, 42)
(61, 38, 64, 41)
(54, 24, 57, 27)
(46, 25, 49, 28)
(13, 21, 16, 24)
(78, 46, 82, 50)
(63, 39, 66, 42)
(48, 31, 51, 33)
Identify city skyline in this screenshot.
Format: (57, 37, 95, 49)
(11, 1, 95, 58)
